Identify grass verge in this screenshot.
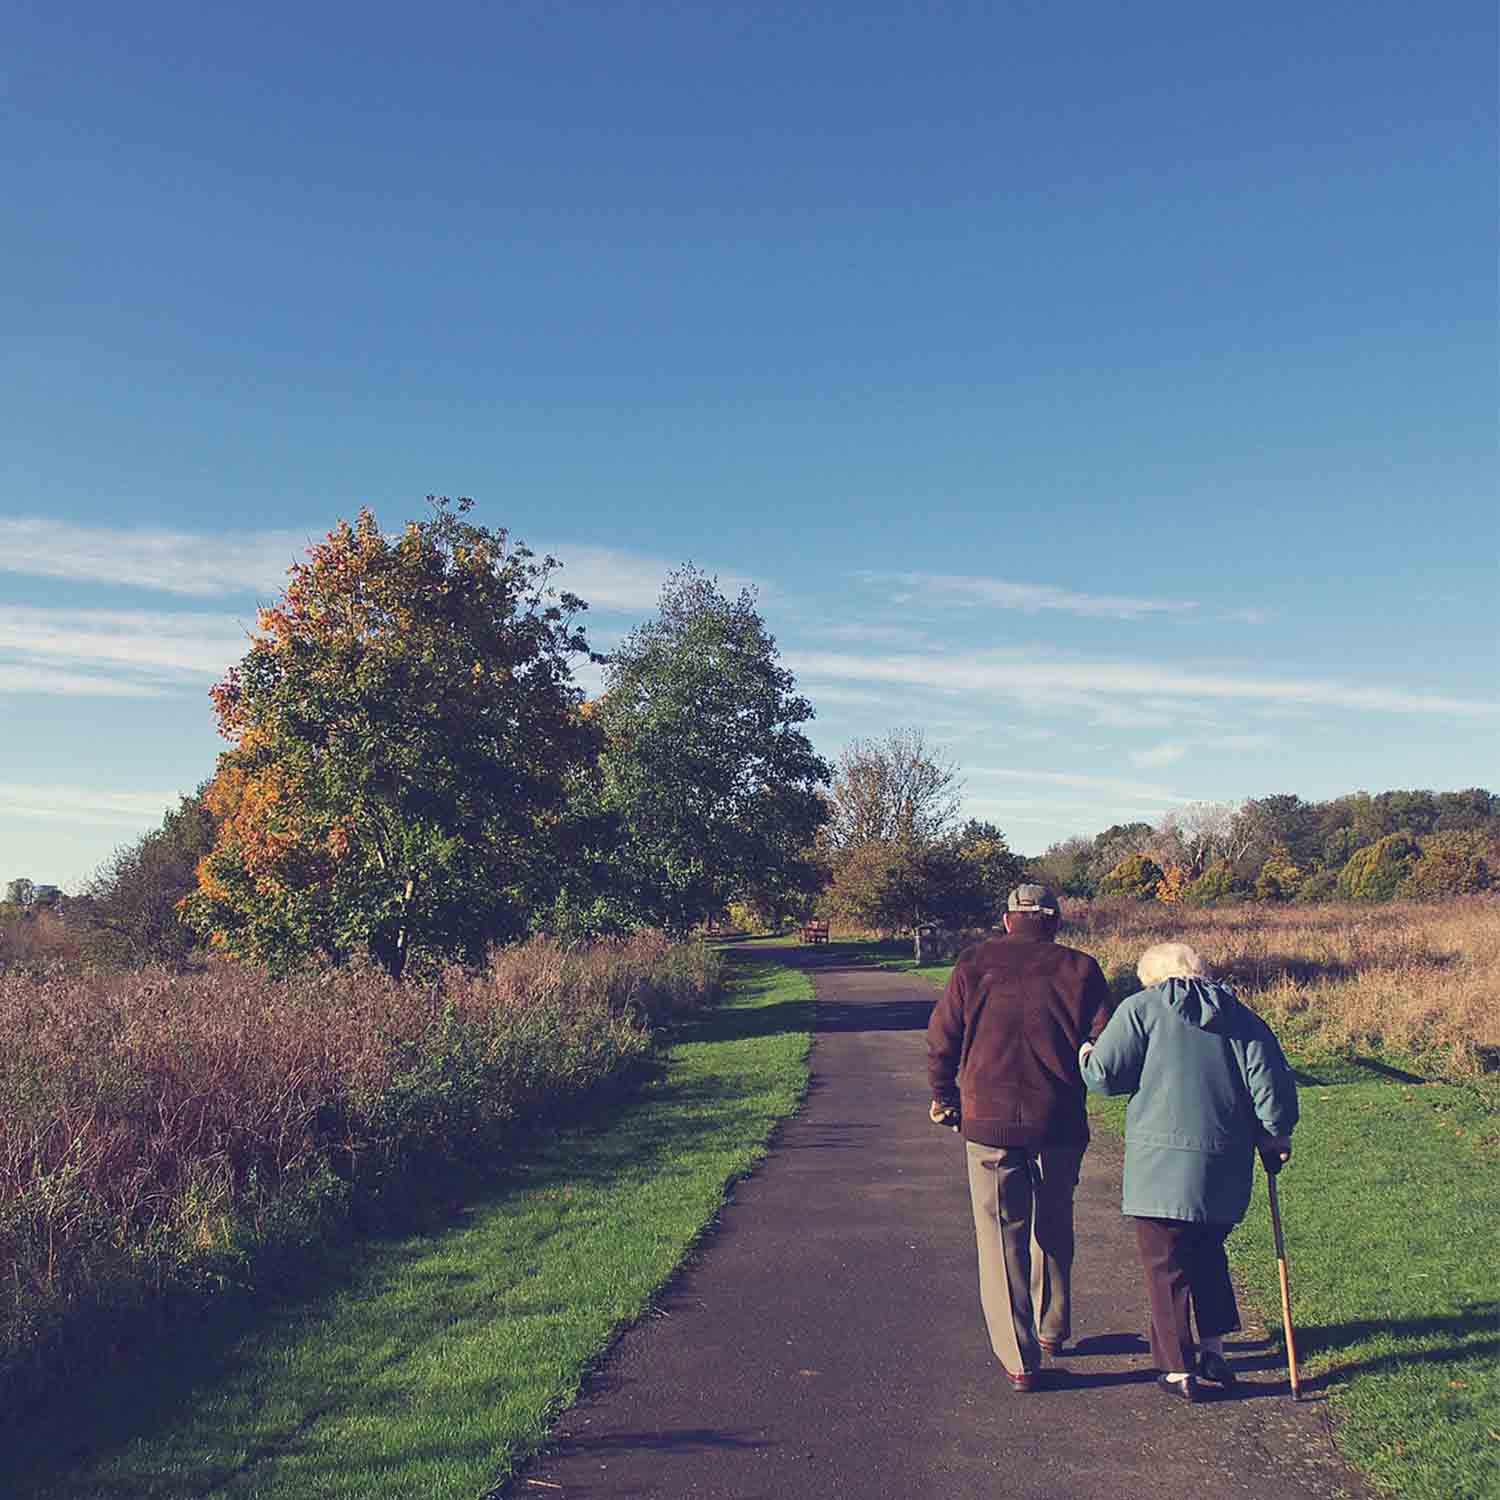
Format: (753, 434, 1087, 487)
(904, 946, 1497, 1500)
(0, 951, 812, 1500)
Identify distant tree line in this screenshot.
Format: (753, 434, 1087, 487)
(1027, 789, 1499, 906)
(30, 501, 1493, 970)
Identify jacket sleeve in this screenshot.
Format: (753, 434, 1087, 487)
(1081, 995, 1147, 1096)
(1242, 1022, 1299, 1137)
(1083, 958, 1114, 1043)
(927, 963, 968, 1109)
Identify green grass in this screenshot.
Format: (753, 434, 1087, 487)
(905, 946, 1499, 1500)
(1221, 1070, 1498, 1500)
(0, 953, 812, 1500)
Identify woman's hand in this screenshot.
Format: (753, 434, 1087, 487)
(1258, 1133, 1292, 1174)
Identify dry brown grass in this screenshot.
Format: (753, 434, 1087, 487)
(1061, 896, 1500, 1074)
(0, 909, 89, 970)
(0, 930, 720, 1410)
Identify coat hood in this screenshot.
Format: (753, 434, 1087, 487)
(1155, 977, 1241, 1033)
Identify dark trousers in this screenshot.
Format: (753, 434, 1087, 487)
(1132, 1217, 1240, 1373)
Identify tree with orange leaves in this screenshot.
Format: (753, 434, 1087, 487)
(182, 498, 597, 977)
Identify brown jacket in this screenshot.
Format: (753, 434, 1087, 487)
(927, 931, 1114, 1149)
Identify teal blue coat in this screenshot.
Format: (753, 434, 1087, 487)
(1081, 978, 1298, 1225)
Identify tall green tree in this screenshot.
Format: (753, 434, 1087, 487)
(81, 786, 217, 965)
(183, 499, 597, 977)
(1335, 833, 1421, 901)
(955, 819, 1027, 917)
(590, 566, 830, 933)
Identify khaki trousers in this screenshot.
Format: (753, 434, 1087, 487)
(965, 1141, 1084, 1376)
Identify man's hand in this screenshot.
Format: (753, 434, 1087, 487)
(929, 1099, 961, 1131)
(1258, 1134, 1292, 1175)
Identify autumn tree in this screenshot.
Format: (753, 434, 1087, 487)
(183, 500, 597, 977)
(1398, 832, 1493, 899)
(586, 567, 831, 934)
(824, 729, 961, 852)
(818, 835, 995, 934)
(1153, 801, 1245, 879)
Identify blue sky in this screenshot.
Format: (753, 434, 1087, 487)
(3, 0, 1496, 888)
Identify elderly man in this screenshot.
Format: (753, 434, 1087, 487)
(927, 884, 1114, 1392)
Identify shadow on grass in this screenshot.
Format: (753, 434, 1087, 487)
(0, 982, 811, 1497)
(1295, 1301, 1500, 1391)
(1283, 1053, 1435, 1087)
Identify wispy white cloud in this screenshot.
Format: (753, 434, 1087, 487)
(1088, 702, 1165, 729)
(0, 518, 310, 596)
(0, 665, 169, 698)
(813, 621, 941, 649)
(1130, 741, 1188, 769)
(864, 572, 1198, 622)
(1220, 606, 1276, 625)
(547, 546, 762, 615)
(0, 516, 752, 619)
(1122, 731, 1276, 769)
(967, 766, 1198, 805)
(786, 648, 1499, 719)
(0, 607, 248, 681)
(0, 783, 182, 825)
(536, 545, 678, 613)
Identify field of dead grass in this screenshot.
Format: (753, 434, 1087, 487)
(1063, 895, 1500, 1077)
(0, 929, 720, 1419)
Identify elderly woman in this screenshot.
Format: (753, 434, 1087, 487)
(1080, 941, 1297, 1402)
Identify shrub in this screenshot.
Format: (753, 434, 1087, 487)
(1293, 870, 1339, 903)
(1183, 859, 1240, 907)
(0, 932, 719, 1417)
(1098, 853, 1164, 900)
(1336, 834, 1421, 901)
(1253, 848, 1304, 902)
(1399, 831, 1493, 900)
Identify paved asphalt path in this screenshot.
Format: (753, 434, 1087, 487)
(509, 946, 1369, 1499)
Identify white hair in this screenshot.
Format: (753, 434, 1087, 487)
(1137, 941, 1211, 988)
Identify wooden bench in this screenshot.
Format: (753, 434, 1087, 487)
(801, 921, 829, 945)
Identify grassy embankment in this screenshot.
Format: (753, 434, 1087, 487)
(0, 943, 812, 1499)
(907, 897, 1499, 1500)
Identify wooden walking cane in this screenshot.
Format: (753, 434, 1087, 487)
(1266, 1166, 1301, 1401)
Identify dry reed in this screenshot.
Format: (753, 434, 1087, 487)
(0, 930, 721, 1413)
(1061, 896, 1500, 1074)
